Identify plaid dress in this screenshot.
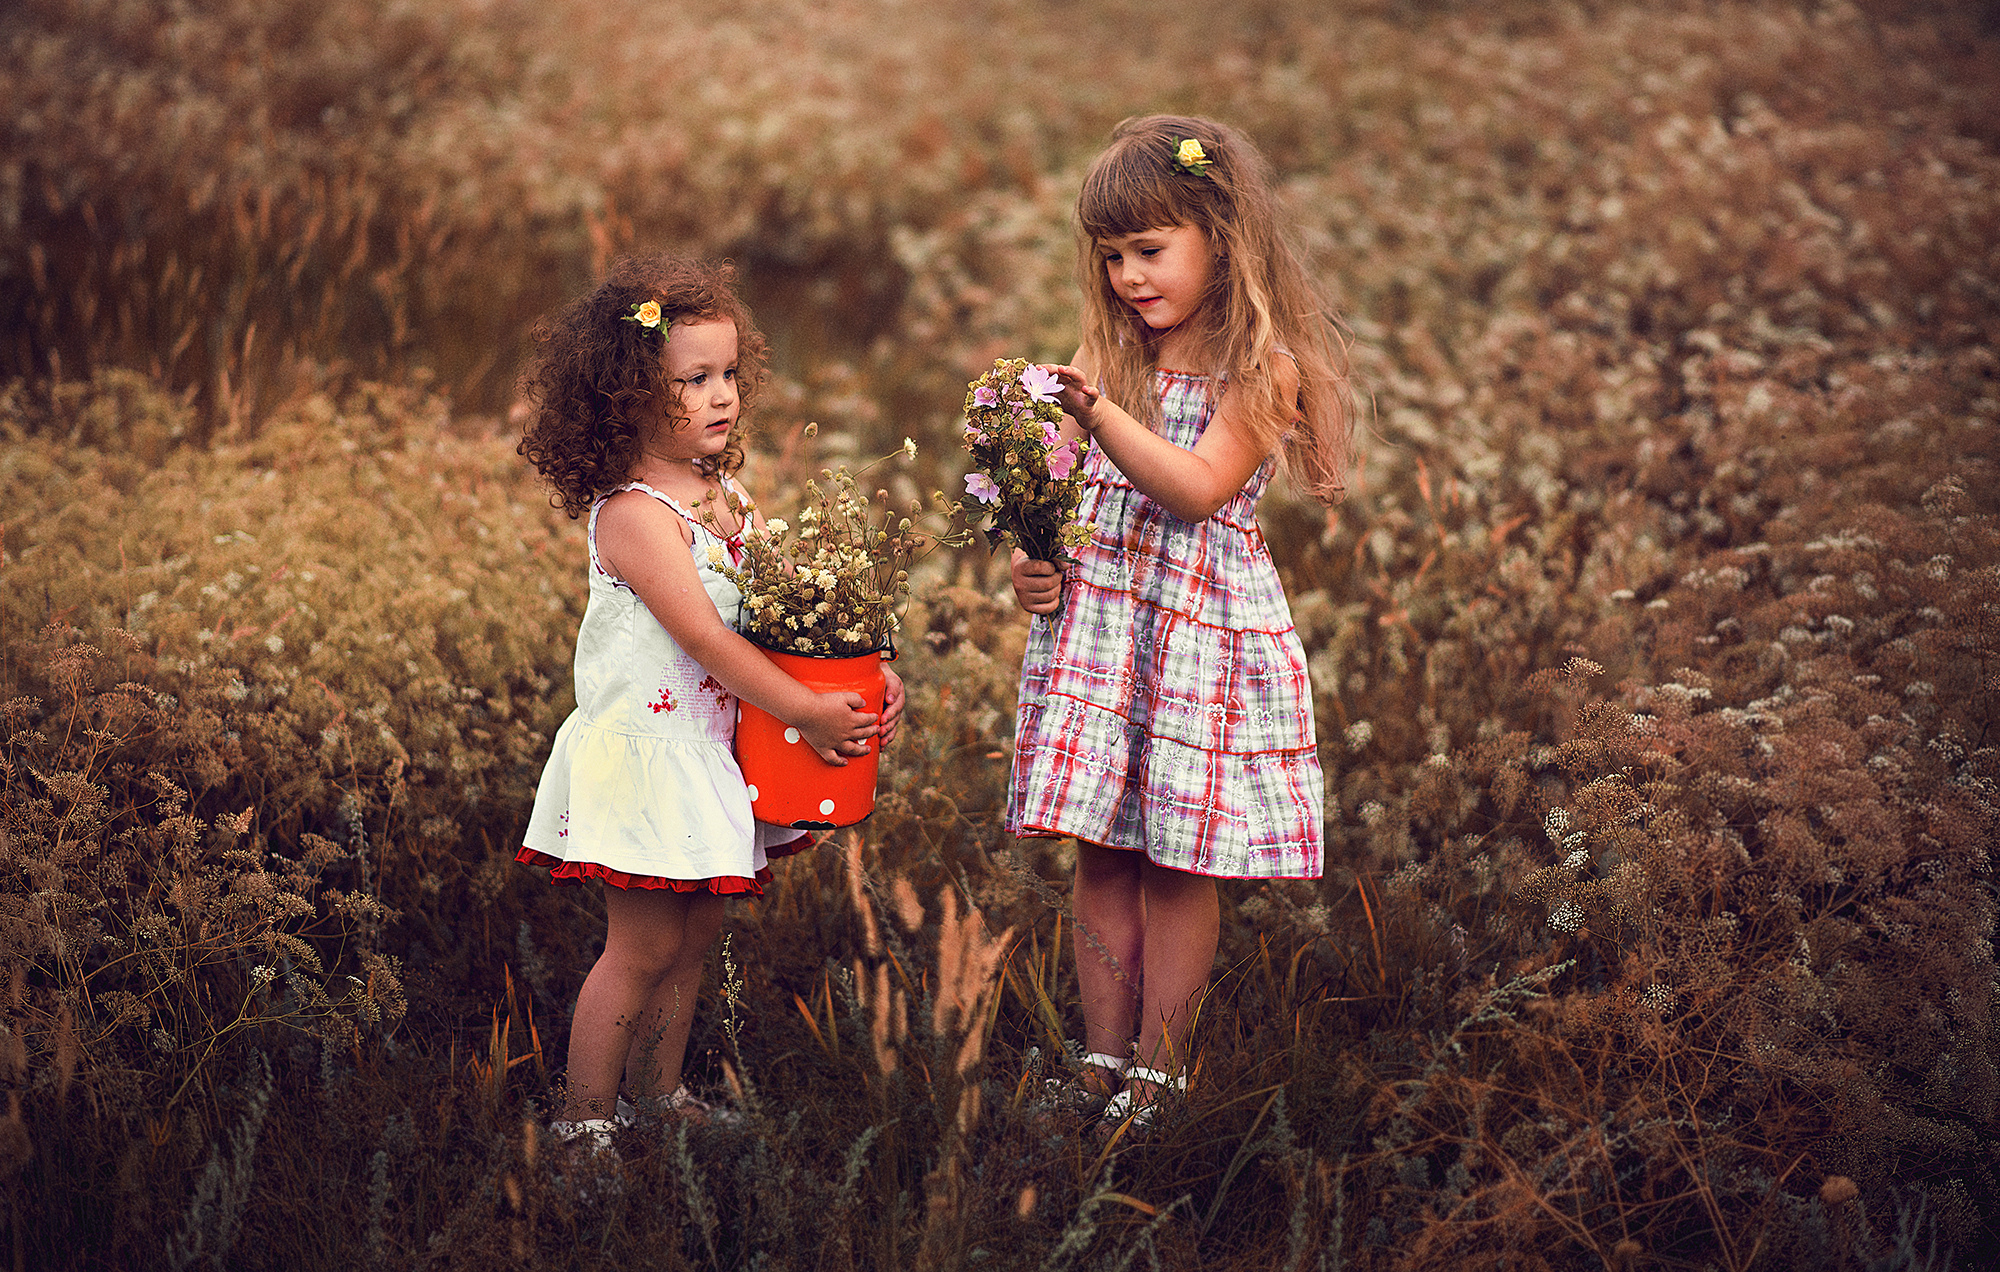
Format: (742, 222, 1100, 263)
(1007, 369, 1324, 878)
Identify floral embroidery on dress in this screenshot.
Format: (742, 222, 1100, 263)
(647, 687, 678, 714)
(697, 674, 730, 710)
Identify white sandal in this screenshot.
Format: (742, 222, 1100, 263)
(629, 1085, 747, 1129)
(548, 1117, 618, 1154)
(548, 1117, 622, 1201)
(1045, 1051, 1130, 1116)
(1100, 1066, 1186, 1133)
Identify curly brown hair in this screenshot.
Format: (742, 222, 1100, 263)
(517, 255, 771, 518)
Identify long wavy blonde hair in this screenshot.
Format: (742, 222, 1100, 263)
(1075, 114, 1353, 502)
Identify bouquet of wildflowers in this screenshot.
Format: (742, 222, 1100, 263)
(960, 358, 1092, 564)
(714, 436, 968, 658)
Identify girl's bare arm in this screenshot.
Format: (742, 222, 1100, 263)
(1043, 354, 1292, 524)
(595, 492, 877, 763)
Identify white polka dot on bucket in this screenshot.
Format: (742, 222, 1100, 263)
(746, 785, 760, 801)
(784, 727, 800, 744)
(819, 799, 835, 815)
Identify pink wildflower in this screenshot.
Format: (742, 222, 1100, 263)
(964, 472, 1001, 503)
(972, 384, 1000, 408)
(1046, 443, 1078, 480)
(1020, 365, 1062, 404)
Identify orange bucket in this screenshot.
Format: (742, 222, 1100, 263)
(735, 646, 886, 828)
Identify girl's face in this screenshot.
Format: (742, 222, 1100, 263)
(1095, 224, 1214, 336)
(650, 318, 740, 462)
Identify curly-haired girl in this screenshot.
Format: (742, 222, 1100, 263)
(516, 255, 901, 1150)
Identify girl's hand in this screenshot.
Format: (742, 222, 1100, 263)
(1039, 363, 1103, 430)
(878, 666, 906, 748)
(795, 691, 880, 766)
(1042, 349, 1291, 524)
(1011, 550, 1064, 614)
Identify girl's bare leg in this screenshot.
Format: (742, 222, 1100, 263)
(562, 884, 722, 1122)
(623, 890, 725, 1099)
(1071, 842, 1145, 1093)
(1131, 858, 1218, 1088)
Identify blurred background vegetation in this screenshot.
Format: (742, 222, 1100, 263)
(3, 0, 1998, 1267)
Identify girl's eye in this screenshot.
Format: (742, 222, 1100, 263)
(724, 367, 737, 381)
(688, 373, 706, 386)
(1140, 247, 1161, 257)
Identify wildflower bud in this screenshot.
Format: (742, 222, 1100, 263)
(805, 422, 819, 437)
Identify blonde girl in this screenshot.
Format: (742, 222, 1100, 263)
(516, 255, 900, 1149)
(1009, 115, 1351, 1130)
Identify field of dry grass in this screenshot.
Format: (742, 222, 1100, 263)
(3, 0, 1998, 1267)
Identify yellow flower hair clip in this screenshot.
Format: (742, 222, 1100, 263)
(623, 299, 669, 339)
(1171, 137, 1215, 178)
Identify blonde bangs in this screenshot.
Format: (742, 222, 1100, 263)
(1076, 148, 1189, 241)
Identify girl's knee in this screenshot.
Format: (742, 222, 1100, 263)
(595, 939, 679, 986)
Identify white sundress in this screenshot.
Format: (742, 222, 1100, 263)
(516, 480, 807, 893)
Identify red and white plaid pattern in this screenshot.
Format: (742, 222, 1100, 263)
(1007, 370, 1324, 878)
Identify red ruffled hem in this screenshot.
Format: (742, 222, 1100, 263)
(764, 831, 818, 859)
(515, 847, 770, 895)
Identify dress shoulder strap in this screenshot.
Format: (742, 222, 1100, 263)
(615, 480, 697, 522)
(587, 483, 702, 583)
